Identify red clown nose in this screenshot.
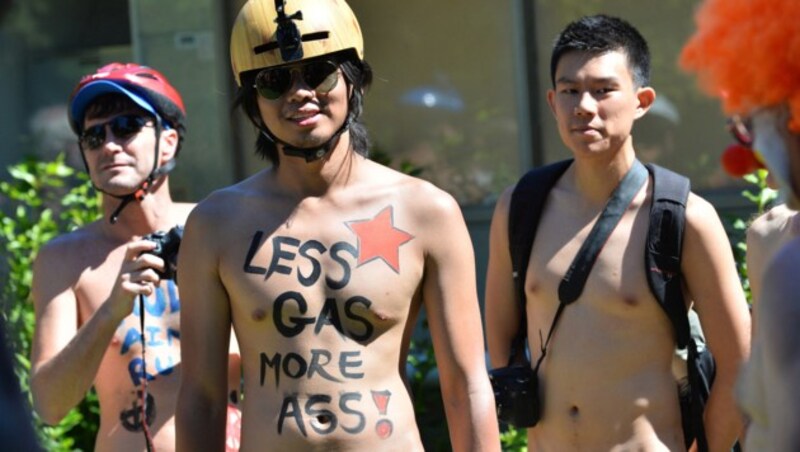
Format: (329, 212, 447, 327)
(721, 143, 765, 177)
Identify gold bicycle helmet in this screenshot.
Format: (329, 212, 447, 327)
(230, 0, 364, 86)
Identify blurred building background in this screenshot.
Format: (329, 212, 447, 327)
(0, 0, 747, 300)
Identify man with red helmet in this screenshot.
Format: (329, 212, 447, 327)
(682, 0, 800, 449)
(30, 63, 241, 451)
(176, 0, 500, 450)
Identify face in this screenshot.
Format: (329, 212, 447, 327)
(547, 50, 654, 159)
(80, 109, 173, 195)
(255, 58, 350, 151)
(750, 106, 800, 209)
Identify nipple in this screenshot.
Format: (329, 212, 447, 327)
(252, 308, 267, 321)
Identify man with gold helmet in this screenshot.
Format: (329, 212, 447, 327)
(681, 0, 800, 449)
(176, 0, 501, 450)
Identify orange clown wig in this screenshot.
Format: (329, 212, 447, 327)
(680, 0, 800, 133)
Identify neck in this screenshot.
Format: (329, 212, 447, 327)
(100, 179, 177, 239)
(274, 131, 361, 196)
(571, 143, 637, 204)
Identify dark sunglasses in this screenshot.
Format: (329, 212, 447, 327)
(727, 115, 753, 147)
(254, 59, 340, 100)
(79, 114, 152, 150)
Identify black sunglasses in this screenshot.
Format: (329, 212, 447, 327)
(79, 114, 153, 150)
(253, 59, 340, 100)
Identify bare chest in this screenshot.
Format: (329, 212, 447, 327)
(529, 200, 655, 310)
(219, 204, 424, 343)
(76, 265, 182, 386)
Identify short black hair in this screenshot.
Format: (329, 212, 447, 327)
(550, 15, 650, 88)
(235, 52, 373, 166)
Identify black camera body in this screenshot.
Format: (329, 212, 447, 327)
(142, 225, 184, 281)
(488, 365, 541, 428)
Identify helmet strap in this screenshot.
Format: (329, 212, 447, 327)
(262, 110, 354, 163)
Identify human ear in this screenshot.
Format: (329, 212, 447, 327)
(546, 89, 557, 117)
(159, 128, 179, 163)
(634, 87, 656, 119)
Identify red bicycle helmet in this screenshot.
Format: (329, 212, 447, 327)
(68, 62, 186, 134)
(69, 63, 187, 224)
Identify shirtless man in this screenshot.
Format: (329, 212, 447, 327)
(485, 15, 750, 451)
(175, 0, 499, 451)
(30, 63, 240, 451)
(682, 1, 800, 448)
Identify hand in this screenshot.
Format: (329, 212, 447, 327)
(106, 239, 166, 320)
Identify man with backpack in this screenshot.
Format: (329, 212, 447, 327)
(485, 15, 751, 451)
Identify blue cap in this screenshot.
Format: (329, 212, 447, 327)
(69, 80, 159, 133)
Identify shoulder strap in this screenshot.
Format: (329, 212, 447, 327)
(509, 159, 573, 310)
(644, 163, 691, 347)
(644, 164, 713, 451)
(506, 159, 572, 363)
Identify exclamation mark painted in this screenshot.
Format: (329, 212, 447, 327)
(371, 389, 393, 439)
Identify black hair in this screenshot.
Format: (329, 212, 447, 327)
(234, 51, 373, 166)
(82, 93, 185, 155)
(550, 15, 650, 88)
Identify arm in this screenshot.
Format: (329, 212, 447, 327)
(176, 205, 232, 452)
(484, 187, 522, 369)
(30, 239, 160, 424)
(759, 241, 800, 450)
(420, 189, 501, 452)
(228, 333, 242, 405)
(681, 195, 751, 450)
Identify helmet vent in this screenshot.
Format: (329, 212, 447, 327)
(134, 72, 158, 80)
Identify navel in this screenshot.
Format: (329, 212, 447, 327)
(311, 413, 333, 430)
(568, 405, 580, 419)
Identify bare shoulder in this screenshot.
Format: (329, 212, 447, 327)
(685, 191, 718, 218)
(36, 221, 105, 264)
(32, 221, 109, 297)
(763, 238, 800, 302)
(383, 168, 462, 223)
(748, 203, 795, 241)
(185, 172, 267, 229)
(684, 192, 725, 232)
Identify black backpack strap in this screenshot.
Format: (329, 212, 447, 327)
(506, 159, 572, 364)
(645, 164, 714, 451)
(644, 163, 691, 347)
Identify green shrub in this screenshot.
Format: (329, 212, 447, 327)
(0, 153, 101, 451)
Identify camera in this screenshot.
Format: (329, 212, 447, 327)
(489, 365, 542, 428)
(142, 225, 184, 281)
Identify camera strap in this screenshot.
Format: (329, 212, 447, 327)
(138, 294, 155, 452)
(530, 159, 648, 372)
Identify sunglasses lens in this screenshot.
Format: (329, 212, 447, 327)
(79, 115, 148, 150)
(254, 60, 339, 100)
(80, 125, 106, 150)
(303, 61, 339, 94)
(111, 115, 147, 139)
(255, 68, 292, 100)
